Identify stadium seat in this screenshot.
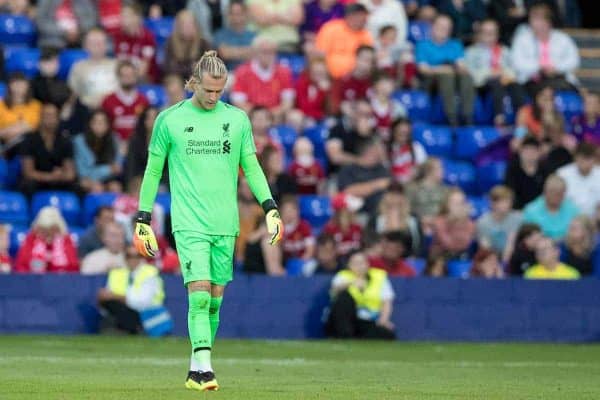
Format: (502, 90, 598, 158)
(278, 54, 306, 80)
(270, 125, 298, 156)
(156, 192, 171, 214)
(429, 95, 448, 124)
(299, 195, 332, 230)
(303, 124, 329, 161)
(0, 191, 29, 226)
(467, 195, 490, 219)
(476, 161, 507, 194)
(412, 125, 453, 158)
(9, 224, 28, 257)
(139, 84, 168, 108)
(31, 191, 81, 226)
(82, 192, 118, 226)
(447, 259, 472, 278)
(4, 47, 40, 78)
(406, 257, 426, 275)
(58, 48, 88, 80)
(0, 82, 6, 98)
(144, 17, 174, 47)
(285, 258, 306, 277)
(0, 158, 7, 189)
(454, 126, 501, 160)
(443, 159, 476, 194)
(408, 21, 431, 43)
(474, 95, 494, 125)
(4, 156, 21, 189)
(554, 91, 583, 121)
(69, 226, 86, 246)
(0, 15, 36, 46)
(392, 90, 431, 122)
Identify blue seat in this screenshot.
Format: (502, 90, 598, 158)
(58, 48, 88, 80)
(447, 259, 472, 278)
(31, 191, 81, 226)
(5, 47, 39, 78)
(9, 225, 28, 257)
(69, 226, 86, 246)
(392, 90, 431, 122)
(0, 82, 6, 98)
(82, 193, 118, 226)
(429, 95, 449, 124)
(454, 126, 501, 160)
(139, 84, 168, 108)
(467, 195, 490, 219)
(303, 124, 329, 161)
(0, 158, 7, 189)
(144, 17, 174, 47)
(285, 258, 306, 277)
(412, 124, 453, 157)
(554, 91, 583, 121)
(406, 257, 426, 275)
(156, 192, 171, 214)
(0, 15, 36, 46)
(443, 159, 476, 194)
(476, 161, 507, 194)
(474, 95, 493, 125)
(408, 21, 431, 43)
(299, 195, 332, 230)
(278, 54, 306, 80)
(270, 125, 297, 156)
(0, 191, 29, 226)
(4, 156, 21, 189)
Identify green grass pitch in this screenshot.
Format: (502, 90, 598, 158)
(1, 335, 600, 399)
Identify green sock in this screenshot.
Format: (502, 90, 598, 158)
(209, 297, 223, 346)
(188, 291, 212, 371)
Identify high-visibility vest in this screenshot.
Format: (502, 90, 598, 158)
(336, 268, 387, 314)
(107, 264, 165, 307)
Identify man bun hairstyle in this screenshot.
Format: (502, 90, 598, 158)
(185, 50, 228, 91)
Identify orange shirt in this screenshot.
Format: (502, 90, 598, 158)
(0, 99, 42, 131)
(516, 105, 543, 138)
(315, 19, 373, 79)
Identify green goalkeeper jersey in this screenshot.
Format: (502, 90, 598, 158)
(143, 99, 265, 236)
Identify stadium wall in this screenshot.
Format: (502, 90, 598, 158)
(1, 275, 600, 342)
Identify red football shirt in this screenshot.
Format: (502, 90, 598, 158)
(368, 255, 416, 278)
(295, 72, 329, 120)
(322, 221, 363, 256)
(231, 61, 294, 110)
(331, 74, 372, 113)
(113, 27, 159, 82)
(287, 160, 325, 195)
(282, 220, 315, 259)
(101, 90, 149, 141)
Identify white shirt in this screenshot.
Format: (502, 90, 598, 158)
(557, 163, 600, 216)
(81, 248, 126, 275)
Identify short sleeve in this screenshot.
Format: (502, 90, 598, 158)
(380, 277, 395, 301)
(240, 115, 256, 156)
(148, 112, 171, 157)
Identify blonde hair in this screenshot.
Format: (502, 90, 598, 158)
(32, 206, 67, 235)
(169, 10, 203, 65)
(185, 50, 228, 91)
(566, 215, 596, 255)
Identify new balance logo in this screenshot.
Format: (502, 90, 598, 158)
(223, 140, 231, 154)
(185, 126, 194, 133)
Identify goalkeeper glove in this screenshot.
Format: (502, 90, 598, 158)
(262, 199, 283, 245)
(133, 211, 158, 258)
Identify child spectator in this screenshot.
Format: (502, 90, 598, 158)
(506, 223, 542, 276)
(470, 248, 504, 278)
(368, 230, 416, 277)
(389, 117, 427, 183)
(287, 137, 326, 195)
(504, 136, 546, 209)
(431, 187, 476, 259)
(525, 237, 580, 280)
(260, 145, 297, 203)
(369, 73, 406, 141)
(514, 85, 562, 144)
(571, 91, 600, 146)
(323, 193, 364, 258)
(0, 225, 12, 273)
(375, 25, 416, 88)
(476, 185, 522, 257)
(31, 47, 71, 110)
(295, 56, 332, 122)
(280, 195, 316, 262)
(15, 207, 79, 273)
(406, 157, 448, 234)
(560, 216, 600, 276)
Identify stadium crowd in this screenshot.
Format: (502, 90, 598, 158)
(0, 0, 598, 286)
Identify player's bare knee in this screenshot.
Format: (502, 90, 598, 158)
(188, 280, 212, 293)
(211, 284, 225, 298)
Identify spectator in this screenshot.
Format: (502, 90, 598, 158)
(368, 230, 416, 277)
(303, 233, 342, 275)
(506, 222, 543, 276)
(112, 2, 159, 82)
(560, 216, 600, 276)
(539, 118, 575, 175)
(162, 74, 187, 108)
(323, 193, 364, 258)
(361, 0, 407, 49)
(331, 45, 377, 115)
(19, 103, 77, 196)
(230, 37, 295, 121)
(370, 183, 422, 256)
(369, 73, 407, 140)
(389, 117, 427, 183)
(81, 221, 126, 275)
(280, 195, 316, 262)
(14, 206, 79, 273)
(31, 47, 71, 109)
(416, 14, 475, 126)
(0, 72, 41, 156)
(374, 25, 416, 88)
(300, 0, 344, 38)
(337, 138, 391, 214)
(36, 0, 97, 49)
(125, 107, 160, 184)
(424, 255, 447, 277)
(247, 0, 304, 53)
(236, 176, 264, 266)
(260, 145, 297, 203)
(79, 205, 116, 258)
(0, 0, 32, 16)
(511, 3, 580, 93)
(505, 136, 546, 209)
(571, 91, 600, 146)
(97, 245, 168, 334)
(74, 109, 122, 193)
(326, 251, 396, 339)
(141, 0, 187, 17)
(431, 187, 476, 258)
(406, 157, 448, 233)
(163, 9, 211, 79)
(470, 248, 504, 278)
(0, 225, 12, 273)
(315, 3, 374, 79)
(476, 185, 522, 257)
(525, 236, 580, 279)
(187, 0, 229, 44)
(96, 0, 122, 36)
(487, 0, 528, 44)
(249, 107, 283, 157)
(557, 143, 600, 216)
(68, 28, 119, 110)
(522, 174, 580, 240)
(295, 56, 331, 122)
(438, 0, 486, 42)
(514, 85, 562, 142)
(213, 1, 256, 70)
(101, 60, 150, 145)
(465, 19, 525, 126)
(287, 137, 326, 195)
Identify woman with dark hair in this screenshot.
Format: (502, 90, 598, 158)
(506, 222, 543, 276)
(560, 216, 600, 276)
(125, 107, 160, 184)
(73, 109, 121, 193)
(514, 85, 563, 144)
(163, 9, 211, 78)
(470, 248, 504, 278)
(259, 144, 297, 203)
(389, 117, 427, 183)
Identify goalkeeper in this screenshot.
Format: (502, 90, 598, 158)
(133, 50, 283, 392)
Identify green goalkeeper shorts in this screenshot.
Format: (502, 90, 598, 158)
(174, 231, 236, 286)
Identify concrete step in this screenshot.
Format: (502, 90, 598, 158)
(564, 29, 600, 48)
